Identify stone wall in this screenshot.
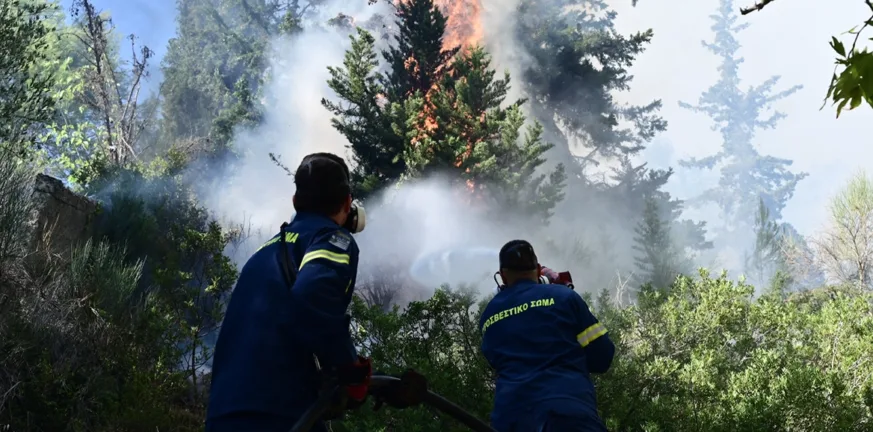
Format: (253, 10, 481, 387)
(29, 174, 98, 259)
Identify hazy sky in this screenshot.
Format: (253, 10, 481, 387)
(68, 0, 871, 237)
(607, 0, 872, 237)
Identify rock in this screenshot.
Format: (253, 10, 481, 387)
(29, 174, 98, 260)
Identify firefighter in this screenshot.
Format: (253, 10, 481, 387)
(480, 239, 615, 432)
(206, 152, 372, 432)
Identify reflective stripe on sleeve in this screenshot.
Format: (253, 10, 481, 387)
(299, 249, 350, 269)
(577, 323, 607, 347)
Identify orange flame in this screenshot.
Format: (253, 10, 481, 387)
(388, 0, 485, 196)
(434, 0, 483, 51)
(393, 0, 483, 51)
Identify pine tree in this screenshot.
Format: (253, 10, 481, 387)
(322, 28, 406, 198)
(632, 197, 686, 290)
(611, 157, 713, 256)
(679, 0, 807, 237)
(515, 0, 666, 174)
(324, 0, 565, 221)
(744, 198, 784, 286)
(380, 0, 458, 100)
(160, 0, 309, 153)
(511, 0, 711, 273)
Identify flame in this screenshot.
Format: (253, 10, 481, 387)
(387, 0, 486, 195)
(394, 0, 483, 51)
(433, 0, 483, 51)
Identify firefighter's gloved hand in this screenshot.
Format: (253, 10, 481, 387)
(541, 266, 575, 289)
(541, 266, 560, 283)
(337, 356, 372, 410)
(372, 369, 428, 411)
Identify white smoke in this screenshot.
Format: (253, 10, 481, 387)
(203, 31, 351, 234)
(200, 2, 539, 298)
(202, 0, 655, 301)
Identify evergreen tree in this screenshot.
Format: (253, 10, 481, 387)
(612, 157, 713, 258)
(512, 0, 709, 273)
(322, 28, 407, 199)
(324, 0, 565, 221)
(160, 0, 313, 155)
(514, 0, 666, 174)
(679, 0, 807, 238)
(633, 197, 685, 290)
(380, 0, 458, 100)
(744, 198, 784, 285)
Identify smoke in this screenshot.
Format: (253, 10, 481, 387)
(200, 0, 739, 303)
(480, 0, 529, 105)
(199, 14, 378, 255)
(196, 0, 650, 302)
(195, 1, 538, 298)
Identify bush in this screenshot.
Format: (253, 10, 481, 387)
(0, 160, 236, 431)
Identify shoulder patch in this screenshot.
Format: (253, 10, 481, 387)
(328, 231, 351, 251)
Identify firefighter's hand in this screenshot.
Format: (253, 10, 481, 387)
(338, 356, 372, 410)
(372, 369, 428, 411)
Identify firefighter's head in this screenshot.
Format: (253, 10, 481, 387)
(497, 239, 542, 288)
(293, 152, 366, 233)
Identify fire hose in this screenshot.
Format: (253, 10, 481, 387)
(289, 373, 496, 432)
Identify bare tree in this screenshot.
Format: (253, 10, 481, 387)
(812, 170, 873, 288)
(71, 0, 152, 165)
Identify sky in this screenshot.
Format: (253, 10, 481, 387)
(65, 0, 872, 238)
(606, 0, 872, 237)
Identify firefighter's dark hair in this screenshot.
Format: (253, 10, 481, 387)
(293, 152, 351, 216)
(499, 239, 538, 271)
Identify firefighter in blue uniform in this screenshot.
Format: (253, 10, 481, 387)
(480, 240, 615, 432)
(206, 153, 372, 432)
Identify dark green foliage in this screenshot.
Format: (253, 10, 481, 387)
(5, 0, 870, 430)
(325, 0, 565, 220)
(88, 166, 238, 406)
(1, 238, 198, 431)
(381, 0, 458, 100)
(825, 22, 873, 117)
(739, 0, 873, 117)
(511, 0, 708, 263)
(160, 0, 306, 154)
(0, 0, 57, 155)
(322, 28, 407, 198)
(341, 288, 495, 432)
(514, 0, 666, 169)
(632, 198, 684, 290)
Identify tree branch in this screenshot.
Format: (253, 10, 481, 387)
(740, 0, 776, 15)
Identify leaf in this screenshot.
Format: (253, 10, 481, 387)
(850, 88, 863, 109)
(831, 37, 846, 57)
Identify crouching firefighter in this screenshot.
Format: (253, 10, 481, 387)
(206, 152, 372, 432)
(479, 240, 616, 432)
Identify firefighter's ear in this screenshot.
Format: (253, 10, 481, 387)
(344, 194, 353, 213)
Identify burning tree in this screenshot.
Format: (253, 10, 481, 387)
(324, 0, 565, 223)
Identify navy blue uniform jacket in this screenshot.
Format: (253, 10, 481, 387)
(207, 212, 360, 425)
(479, 280, 615, 431)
